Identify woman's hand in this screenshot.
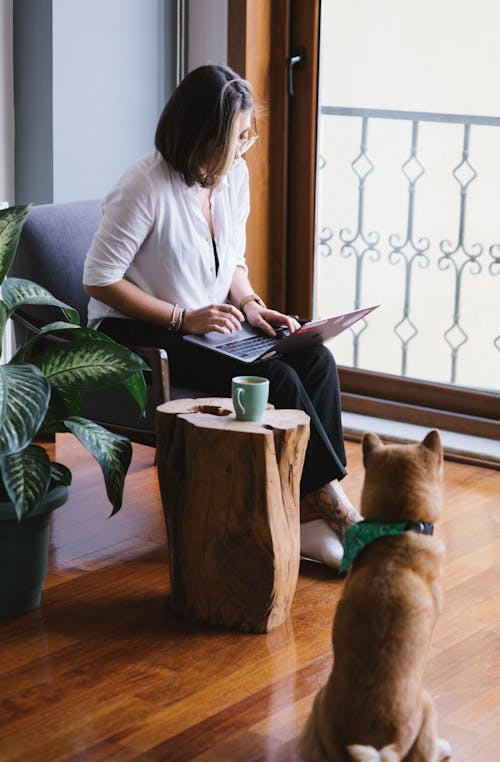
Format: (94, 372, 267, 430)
(244, 303, 301, 337)
(183, 304, 244, 335)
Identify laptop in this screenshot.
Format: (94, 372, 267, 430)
(183, 305, 379, 364)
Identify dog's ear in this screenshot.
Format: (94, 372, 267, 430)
(362, 432, 383, 462)
(420, 429, 442, 457)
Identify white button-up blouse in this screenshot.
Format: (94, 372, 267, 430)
(83, 151, 250, 328)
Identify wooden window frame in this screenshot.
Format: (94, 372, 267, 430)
(228, 0, 290, 311)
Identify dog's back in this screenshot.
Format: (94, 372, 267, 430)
(301, 431, 452, 762)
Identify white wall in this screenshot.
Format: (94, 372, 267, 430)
(52, 0, 171, 202)
(2, 0, 228, 206)
(0, 0, 14, 360)
(0, 0, 14, 205)
(188, 0, 227, 71)
(13, 0, 176, 204)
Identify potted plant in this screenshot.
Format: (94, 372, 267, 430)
(0, 204, 149, 617)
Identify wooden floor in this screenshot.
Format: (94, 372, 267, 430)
(0, 435, 498, 762)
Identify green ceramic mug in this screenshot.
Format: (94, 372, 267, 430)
(232, 375, 270, 421)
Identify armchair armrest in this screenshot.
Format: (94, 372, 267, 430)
(11, 311, 172, 405)
(128, 345, 172, 404)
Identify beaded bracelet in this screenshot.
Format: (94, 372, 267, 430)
(168, 304, 187, 332)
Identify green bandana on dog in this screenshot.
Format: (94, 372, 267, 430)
(341, 520, 434, 573)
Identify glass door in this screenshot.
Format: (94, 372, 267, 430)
(314, 0, 500, 395)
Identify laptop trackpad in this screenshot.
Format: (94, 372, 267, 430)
(199, 323, 259, 345)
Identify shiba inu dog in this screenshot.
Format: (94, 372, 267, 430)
(301, 430, 452, 761)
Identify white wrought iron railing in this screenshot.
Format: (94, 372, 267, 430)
(316, 106, 500, 393)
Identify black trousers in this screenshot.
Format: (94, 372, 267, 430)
(100, 318, 348, 497)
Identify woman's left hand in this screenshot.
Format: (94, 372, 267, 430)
(244, 303, 301, 337)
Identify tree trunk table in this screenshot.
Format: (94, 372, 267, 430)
(156, 398, 310, 633)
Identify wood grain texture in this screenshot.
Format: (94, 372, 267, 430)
(0, 434, 498, 761)
(227, 0, 293, 313)
(228, 0, 273, 304)
(156, 399, 310, 633)
(287, 0, 321, 318)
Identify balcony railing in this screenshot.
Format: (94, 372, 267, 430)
(316, 106, 500, 393)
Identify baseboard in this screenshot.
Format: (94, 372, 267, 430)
(342, 412, 500, 470)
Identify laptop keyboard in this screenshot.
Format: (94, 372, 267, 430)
(215, 333, 280, 360)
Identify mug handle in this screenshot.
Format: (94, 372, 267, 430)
(236, 387, 246, 416)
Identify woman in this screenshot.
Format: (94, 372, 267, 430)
(83, 64, 360, 569)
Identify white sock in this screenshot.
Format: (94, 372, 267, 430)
(300, 519, 344, 569)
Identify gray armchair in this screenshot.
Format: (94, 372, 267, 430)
(10, 200, 172, 447)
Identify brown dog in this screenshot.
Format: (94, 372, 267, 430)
(301, 430, 452, 761)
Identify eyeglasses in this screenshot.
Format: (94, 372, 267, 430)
(236, 129, 259, 156)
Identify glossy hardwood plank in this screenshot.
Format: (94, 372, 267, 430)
(0, 434, 498, 762)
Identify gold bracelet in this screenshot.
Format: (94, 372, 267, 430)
(239, 294, 266, 314)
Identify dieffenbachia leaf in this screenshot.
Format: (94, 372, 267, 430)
(0, 364, 51, 455)
(2, 277, 80, 324)
(0, 302, 8, 360)
(50, 461, 72, 487)
(0, 205, 30, 285)
(50, 387, 84, 423)
(12, 323, 149, 414)
(32, 332, 148, 401)
(63, 417, 132, 515)
(121, 372, 148, 417)
(10, 321, 87, 362)
(0, 445, 51, 520)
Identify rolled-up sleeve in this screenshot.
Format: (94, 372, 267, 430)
(83, 169, 154, 287)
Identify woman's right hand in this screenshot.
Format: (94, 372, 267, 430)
(183, 304, 244, 335)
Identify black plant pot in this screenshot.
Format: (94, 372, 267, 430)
(0, 485, 69, 618)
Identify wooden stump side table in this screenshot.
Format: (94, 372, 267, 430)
(156, 398, 310, 633)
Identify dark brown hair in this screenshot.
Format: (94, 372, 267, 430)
(155, 64, 254, 187)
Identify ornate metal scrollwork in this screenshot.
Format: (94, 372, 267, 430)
(317, 105, 500, 385)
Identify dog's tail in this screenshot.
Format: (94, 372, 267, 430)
(347, 743, 400, 761)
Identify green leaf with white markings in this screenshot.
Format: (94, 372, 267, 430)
(12, 323, 149, 414)
(50, 387, 84, 423)
(0, 445, 51, 520)
(0, 364, 51, 455)
(0, 205, 30, 285)
(121, 372, 148, 417)
(11, 321, 92, 361)
(2, 277, 80, 324)
(32, 333, 148, 405)
(63, 417, 132, 515)
(50, 461, 72, 487)
(0, 205, 144, 519)
(0, 301, 8, 359)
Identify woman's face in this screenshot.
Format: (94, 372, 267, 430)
(233, 109, 256, 164)
(199, 109, 254, 183)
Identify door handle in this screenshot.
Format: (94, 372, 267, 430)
(288, 46, 305, 96)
